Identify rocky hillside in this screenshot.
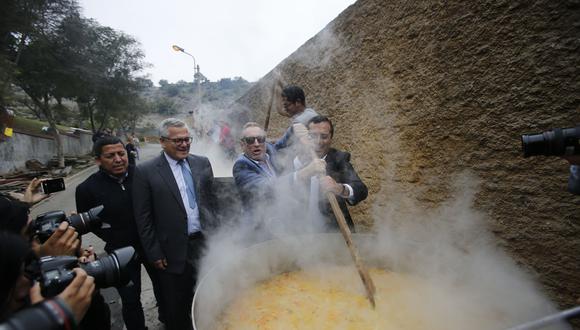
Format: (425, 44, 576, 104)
(233, 0, 580, 311)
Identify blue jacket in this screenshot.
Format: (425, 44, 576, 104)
(233, 144, 282, 212)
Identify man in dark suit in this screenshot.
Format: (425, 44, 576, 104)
(306, 115, 368, 231)
(132, 118, 217, 330)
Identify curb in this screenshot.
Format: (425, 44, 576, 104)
(64, 164, 97, 184)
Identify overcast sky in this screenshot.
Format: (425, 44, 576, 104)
(80, 0, 356, 84)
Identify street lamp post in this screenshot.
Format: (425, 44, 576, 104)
(172, 44, 198, 83)
(172, 44, 201, 129)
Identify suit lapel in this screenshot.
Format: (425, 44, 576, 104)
(156, 154, 186, 213)
(186, 156, 202, 199)
(244, 155, 271, 178)
(325, 148, 337, 172)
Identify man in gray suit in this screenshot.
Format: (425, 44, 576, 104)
(132, 118, 217, 330)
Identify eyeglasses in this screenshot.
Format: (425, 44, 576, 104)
(162, 137, 193, 145)
(242, 136, 266, 144)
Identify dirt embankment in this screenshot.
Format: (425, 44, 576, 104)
(233, 0, 580, 312)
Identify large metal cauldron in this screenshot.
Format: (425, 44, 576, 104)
(192, 233, 382, 330)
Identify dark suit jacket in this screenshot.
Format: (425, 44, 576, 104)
(320, 148, 368, 231)
(132, 152, 217, 274)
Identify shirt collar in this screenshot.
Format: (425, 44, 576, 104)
(164, 152, 182, 167)
(244, 153, 271, 165)
(99, 167, 128, 183)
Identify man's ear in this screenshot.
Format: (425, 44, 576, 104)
(94, 157, 101, 167)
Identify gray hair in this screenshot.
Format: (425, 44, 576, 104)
(241, 122, 265, 138)
(159, 118, 190, 137)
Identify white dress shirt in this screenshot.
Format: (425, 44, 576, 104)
(164, 152, 201, 234)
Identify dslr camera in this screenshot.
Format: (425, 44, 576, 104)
(521, 126, 580, 158)
(38, 246, 135, 297)
(29, 205, 105, 243)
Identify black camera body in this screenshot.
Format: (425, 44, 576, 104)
(38, 246, 136, 297)
(521, 126, 580, 158)
(38, 255, 78, 297)
(30, 205, 104, 243)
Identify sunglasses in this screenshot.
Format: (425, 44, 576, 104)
(242, 136, 266, 144)
(162, 137, 193, 145)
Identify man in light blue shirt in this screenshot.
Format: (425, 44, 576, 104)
(133, 118, 217, 330)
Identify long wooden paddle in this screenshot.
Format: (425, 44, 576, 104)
(304, 143, 376, 307)
(324, 191, 376, 308)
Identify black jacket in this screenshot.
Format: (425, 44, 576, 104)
(320, 148, 368, 231)
(75, 166, 141, 253)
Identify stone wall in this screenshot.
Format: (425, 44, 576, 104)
(0, 130, 93, 174)
(232, 0, 580, 311)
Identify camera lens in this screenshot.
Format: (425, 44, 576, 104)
(81, 246, 135, 288)
(521, 126, 580, 158)
(0, 299, 76, 330)
(67, 205, 104, 235)
(521, 132, 551, 157)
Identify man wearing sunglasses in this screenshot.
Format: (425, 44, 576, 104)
(132, 118, 218, 330)
(303, 115, 368, 232)
(233, 122, 325, 232)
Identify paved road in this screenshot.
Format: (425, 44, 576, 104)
(31, 143, 164, 330)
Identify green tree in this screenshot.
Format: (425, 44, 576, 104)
(0, 0, 77, 117)
(14, 8, 146, 166)
(53, 14, 146, 133)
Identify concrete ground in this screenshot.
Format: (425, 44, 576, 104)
(31, 143, 164, 330)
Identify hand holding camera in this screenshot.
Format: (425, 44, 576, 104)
(37, 246, 135, 298)
(36, 222, 79, 257)
(1, 270, 95, 330)
(28, 269, 95, 324)
(54, 269, 95, 323)
(30, 205, 104, 244)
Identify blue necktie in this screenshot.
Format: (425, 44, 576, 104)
(179, 160, 197, 209)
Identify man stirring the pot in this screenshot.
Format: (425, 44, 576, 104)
(298, 115, 368, 232)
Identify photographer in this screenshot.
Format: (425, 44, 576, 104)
(0, 195, 110, 330)
(0, 231, 94, 329)
(0, 195, 78, 257)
